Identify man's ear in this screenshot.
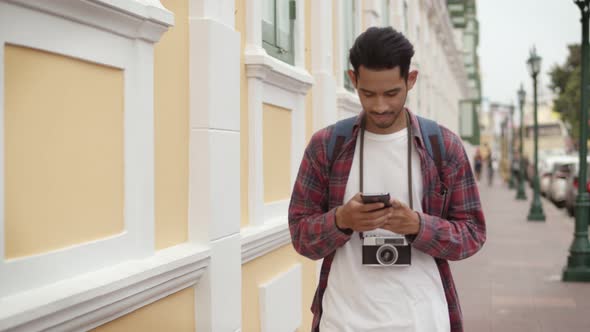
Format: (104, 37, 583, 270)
(347, 69, 357, 87)
(406, 70, 419, 90)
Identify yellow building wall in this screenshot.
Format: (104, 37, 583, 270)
(92, 0, 195, 330)
(4, 44, 124, 259)
(236, 2, 317, 331)
(154, 0, 190, 250)
(242, 245, 317, 332)
(262, 104, 292, 203)
(92, 287, 195, 332)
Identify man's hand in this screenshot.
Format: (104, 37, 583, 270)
(382, 199, 421, 235)
(335, 193, 391, 232)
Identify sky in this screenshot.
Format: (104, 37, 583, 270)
(477, 0, 581, 106)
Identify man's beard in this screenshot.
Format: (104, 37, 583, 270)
(372, 108, 404, 128)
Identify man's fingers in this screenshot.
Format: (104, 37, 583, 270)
(364, 207, 392, 220)
(351, 193, 364, 203)
(390, 199, 405, 209)
(359, 202, 385, 212)
(355, 213, 389, 230)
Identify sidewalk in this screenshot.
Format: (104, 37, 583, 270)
(451, 176, 590, 332)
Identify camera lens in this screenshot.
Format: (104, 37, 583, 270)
(376, 244, 398, 265)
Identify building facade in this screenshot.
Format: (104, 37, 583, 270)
(448, 0, 482, 146)
(0, 0, 475, 331)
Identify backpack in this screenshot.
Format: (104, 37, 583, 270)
(327, 115, 447, 181)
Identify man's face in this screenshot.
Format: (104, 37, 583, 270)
(349, 65, 418, 134)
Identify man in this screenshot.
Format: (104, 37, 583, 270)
(289, 27, 486, 332)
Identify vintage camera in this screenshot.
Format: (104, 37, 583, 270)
(362, 235, 411, 266)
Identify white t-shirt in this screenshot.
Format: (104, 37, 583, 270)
(320, 128, 450, 332)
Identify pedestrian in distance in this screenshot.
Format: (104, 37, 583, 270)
(289, 27, 486, 332)
(485, 144, 494, 186)
(474, 148, 483, 181)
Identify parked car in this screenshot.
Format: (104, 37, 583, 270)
(548, 161, 576, 208)
(565, 159, 590, 216)
(525, 149, 567, 184)
(539, 155, 577, 196)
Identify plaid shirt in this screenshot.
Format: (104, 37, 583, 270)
(288, 110, 486, 332)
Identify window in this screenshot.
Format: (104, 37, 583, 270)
(262, 0, 296, 65)
(343, 0, 356, 91)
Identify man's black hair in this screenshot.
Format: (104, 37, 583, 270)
(349, 26, 415, 79)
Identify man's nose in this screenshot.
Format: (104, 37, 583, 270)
(373, 96, 388, 113)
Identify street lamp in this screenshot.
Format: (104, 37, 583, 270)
(526, 46, 546, 221)
(509, 104, 516, 189)
(563, 0, 590, 282)
(516, 84, 527, 200)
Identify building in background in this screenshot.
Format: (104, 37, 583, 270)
(0, 1, 477, 331)
(448, 0, 482, 146)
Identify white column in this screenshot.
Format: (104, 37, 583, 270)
(245, 0, 263, 55)
(292, 94, 306, 186)
(128, 39, 156, 258)
(362, 0, 380, 29)
(310, 0, 337, 130)
(355, 0, 363, 34)
(247, 73, 265, 227)
(189, 0, 241, 331)
(294, 0, 305, 68)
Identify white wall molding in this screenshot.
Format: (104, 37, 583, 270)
(241, 220, 291, 264)
(190, 0, 235, 28)
(195, 234, 242, 332)
(243, 67, 308, 228)
(263, 200, 290, 225)
(0, 243, 210, 332)
(245, 51, 313, 95)
(0, 0, 170, 297)
(244, 0, 312, 234)
(259, 264, 302, 332)
(336, 89, 362, 119)
(4, 0, 173, 42)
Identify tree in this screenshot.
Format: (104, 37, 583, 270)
(549, 44, 581, 141)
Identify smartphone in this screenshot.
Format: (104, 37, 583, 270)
(360, 193, 392, 207)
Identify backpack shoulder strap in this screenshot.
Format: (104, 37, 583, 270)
(327, 116, 357, 167)
(417, 115, 446, 174)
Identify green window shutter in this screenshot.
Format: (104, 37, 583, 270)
(343, 0, 355, 91)
(262, 0, 295, 65)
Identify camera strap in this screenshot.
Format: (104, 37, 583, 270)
(359, 110, 413, 240)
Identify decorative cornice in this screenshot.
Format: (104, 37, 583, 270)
(0, 244, 210, 332)
(245, 46, 314, 95)
(5, 0, 174, 42)
(241, 221, 291, 264)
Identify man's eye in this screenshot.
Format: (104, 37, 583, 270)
(364, 93, 375, 97)
(386, 93, 398, 97)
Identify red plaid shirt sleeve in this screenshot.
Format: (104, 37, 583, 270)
(288, 129, 352, 260)
(412, 127, 486, 261)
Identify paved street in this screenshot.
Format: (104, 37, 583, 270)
(451, 176, 590, 331)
